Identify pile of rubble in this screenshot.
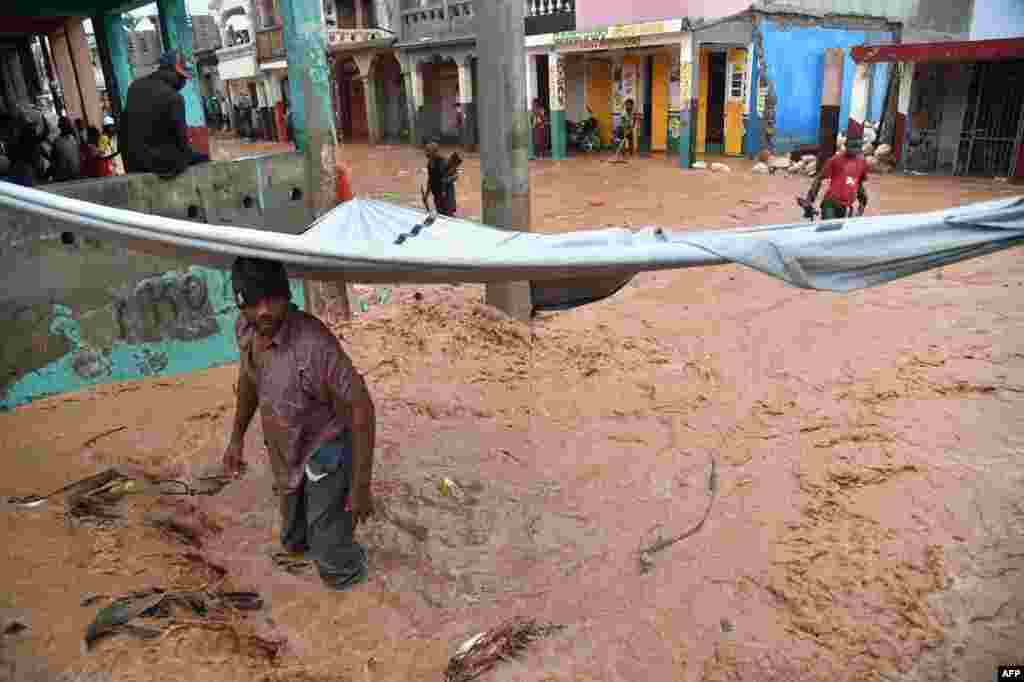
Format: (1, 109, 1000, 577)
(752, 121, 896, 176)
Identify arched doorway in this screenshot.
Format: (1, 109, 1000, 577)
(420, 56, 461, 144)
(335, 57, 368, 142)
(372, 53, 406, 143)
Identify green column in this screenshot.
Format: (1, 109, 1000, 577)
(156, 0, 205, 129)
(279, 0, 335, 152)
(548, 51, 566, 160)
(96, 12, 133, 113)
(678, 34, 695, 169)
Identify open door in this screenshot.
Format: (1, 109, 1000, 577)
(725, 47, 748, 156)
(587, 60, 614, 146)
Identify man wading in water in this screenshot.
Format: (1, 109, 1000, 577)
(223, 257, 375, 590)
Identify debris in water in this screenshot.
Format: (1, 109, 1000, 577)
(637, 452, 719, 574)
(85, 588, 265, 650)
(444, 618, 564, 682)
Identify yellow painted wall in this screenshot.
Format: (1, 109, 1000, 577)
(652, 54, 669, 152)
(587, 59, 613, 146)
(725, 47, 748, 157)
(696, 50, 709, 156)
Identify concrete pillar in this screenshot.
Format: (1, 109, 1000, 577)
(818, 48, 844, 165)
(548, 51, 566, 160)
(678, 34, 694, 168)
(17, 41, 42, 99)
(894, 61, 913, 168)
(361, 75, 381, 144)
(457, 58, 476, 149)
(157, 0, 210, 155)
(847, 61, 870, 141)
(525, 52, 538, 158)
(401, 57, 424, 144)
(477, 0, 532, 321)
(280, 0, 347, 319)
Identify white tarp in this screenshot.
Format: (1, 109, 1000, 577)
(1, 180, 1022, 302)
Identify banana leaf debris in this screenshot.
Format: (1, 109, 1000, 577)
(84, 587, 278, 657)
(444, 618, 565, 682)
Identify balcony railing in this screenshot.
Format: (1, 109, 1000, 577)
(525, 0, 575, 36)
(255, 26, 286, 62)
(400, 1, 475, 42)
(327, 27, 396, 49)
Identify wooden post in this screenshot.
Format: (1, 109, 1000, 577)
(477, 0, 533, 320)
(818, 48, 843, 165)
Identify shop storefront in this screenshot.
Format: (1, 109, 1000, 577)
(526, 19, 688, 160)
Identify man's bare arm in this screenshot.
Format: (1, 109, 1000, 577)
(331, 373, 376, 523)
(806, 163, 829, 203)
(230, 370, 259, 444)
(224, 369, 258, 476)
(857, 175, 869, 212)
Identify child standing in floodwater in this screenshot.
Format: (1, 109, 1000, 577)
(425, 142, 455, 217)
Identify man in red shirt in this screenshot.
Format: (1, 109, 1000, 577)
(802, 135, 869, 220)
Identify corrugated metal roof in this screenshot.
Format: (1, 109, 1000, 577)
(754, 0, 915, 22)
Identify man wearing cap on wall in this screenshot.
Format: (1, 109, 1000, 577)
(801, 132, 870, 220)
(222, 256, 376, 592)
(120, 49, 209, 177)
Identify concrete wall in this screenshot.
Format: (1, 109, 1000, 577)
(576, 0, 749, 31)
(970, 0, 1024, 39)
(757, 15, 895, 153)
(0, 153, 314, 411)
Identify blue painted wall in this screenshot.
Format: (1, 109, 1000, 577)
(971, 0, 1024, 39)
(759, 17, 895, 153)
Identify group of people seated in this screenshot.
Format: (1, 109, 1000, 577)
(0, 107, 121, 188)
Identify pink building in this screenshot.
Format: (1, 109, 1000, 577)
(575, 0, 750, 32)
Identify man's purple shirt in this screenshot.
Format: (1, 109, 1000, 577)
(236, 306, 356, 492)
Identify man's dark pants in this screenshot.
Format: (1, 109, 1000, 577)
(278, 433, 368, 591)
(820, 198, 849, 220)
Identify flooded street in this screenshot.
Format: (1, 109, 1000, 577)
(2, 139, 1022, 682)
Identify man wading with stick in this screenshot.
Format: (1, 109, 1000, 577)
(223, 257, 375, 591)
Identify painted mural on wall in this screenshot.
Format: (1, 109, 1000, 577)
(0, 253, 305, 411)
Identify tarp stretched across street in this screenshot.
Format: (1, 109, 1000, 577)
(1, 180, 1022, 312)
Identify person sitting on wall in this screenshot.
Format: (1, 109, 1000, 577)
(120, 50, 210, 178)
(49, 116, 82, 183)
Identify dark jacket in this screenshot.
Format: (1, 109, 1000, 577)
(51, 132, 82, 182)
(120, 68, 192, 177)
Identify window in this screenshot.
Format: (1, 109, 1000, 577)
(730, 65, 745, 99)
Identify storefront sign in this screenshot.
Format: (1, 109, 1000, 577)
(554, 19, 682, 51)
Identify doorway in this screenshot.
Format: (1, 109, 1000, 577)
(705, 52, 726, 153)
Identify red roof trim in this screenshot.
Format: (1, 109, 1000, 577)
(852, 38, 1024, 64)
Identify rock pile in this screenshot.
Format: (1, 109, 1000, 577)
(754, 121, 897, 176)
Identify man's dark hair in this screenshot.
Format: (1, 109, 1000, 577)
(231, 256, 291, 306)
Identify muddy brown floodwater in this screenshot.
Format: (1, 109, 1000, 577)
(2, 140, 1023, 682)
